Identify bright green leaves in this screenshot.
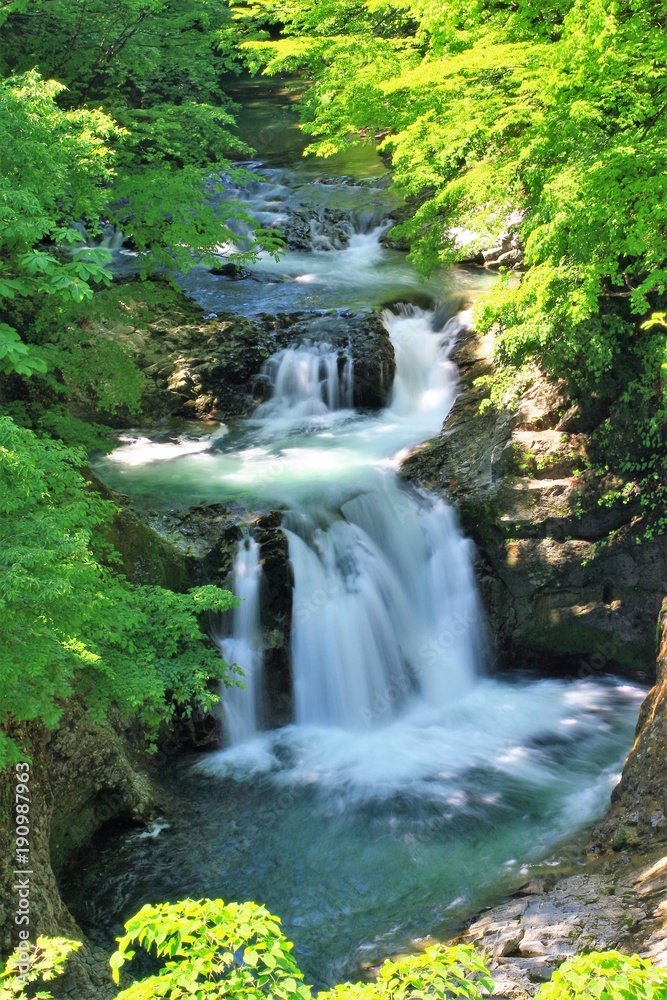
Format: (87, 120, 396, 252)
(18, 248, 113, 301)
(0, 72, 116, 376)
(235, 0, 667, 381)
(111, 899, 306, 998)
(114, 102, 251, 170)
(319, 944, 493, 1000)
(108, 899, 493, 1000)
(0, 417, 237, 768)
(3, 917, 667, 1000)
(0, 936, 81, 999)
(536, 951, 667, 1000)
(0, 7, 281, 326)
(0, 326, 47, 377)
(0, 245, 114, 377)
(0, 71, 116, 248)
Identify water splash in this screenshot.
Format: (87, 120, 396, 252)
(81, 145, 645, 987)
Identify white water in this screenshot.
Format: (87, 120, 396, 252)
(85, 143, 645, 986)
(97, 208, 643, 823)
(255, 342, 353, 421)
(286, 485, 479, 730)
(195, 304, 481, 745)
(177, 165, 480, 315)
(214, 533, 264, 744)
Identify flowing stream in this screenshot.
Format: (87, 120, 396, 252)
(61, 82, 645, 987)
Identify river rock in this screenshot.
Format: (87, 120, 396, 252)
(209, 262, 252, 279)
(593, 599, 667, 852)
(401, 322, 667, 678)
(443, 613, 667, 996)
(280, 205, 353, 251)
(448, 839, 667, 997)
(137, 301, 396, 419)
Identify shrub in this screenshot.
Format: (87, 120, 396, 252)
(536, 951, 667, 1000)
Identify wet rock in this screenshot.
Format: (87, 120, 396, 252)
(139, 307, 395, 419)
(401, 324, 665, 678)
(455, 857, 667, 998)
(449, 212, 526, 270)
(255, 511, 293, 727)
(91, 472, 192, 590)
(280, 206, 353, 251)
(594, 599, 667, 851)
(49, 277, 395, 427)
(149, 502, 294, 730)
(209, 262, 252, 280)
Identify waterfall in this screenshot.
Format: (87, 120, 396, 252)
(255, 342, 353, 420)
(214, 533, 264, 745)
(91, 128, 646, 983)
(70, 221, 126, 250)
(267, 305, 482, 731)
(204, 302, 482, 738)
(285, 475, 481, 731)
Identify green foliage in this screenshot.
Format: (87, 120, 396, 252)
(3, 916, 667, 1000)
(234, 0, 667, 528)
(109, 898, 492, 1000)
(0, 417, 237, 768)
(0, 1, 283, 392)
(0, 70, 116, 376)
(110, 899, 309, 998)
(1, 277, 198, 436)
(535, 950, 667, 1000)
(0, 0, 240, 106)
(0, 937, 81, 1000)
(0, 0, 281, 279)
(0, 325, 47, 377)
(321, 945, 493, 1000)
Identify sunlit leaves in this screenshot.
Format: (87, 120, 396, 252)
(0, 418, 237, 768)
(3, 912, 667, 1000)
(111, 899, 306, 998)
(0, 326, 47, 376)
(536, 951, 667, 1000)
(0, 936, 81, 999)
(109, 899, 493, 1000)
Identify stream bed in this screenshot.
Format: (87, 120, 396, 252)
(60, 81, 646, 988)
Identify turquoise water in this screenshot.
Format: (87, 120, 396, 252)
(66, 80, 646, 990)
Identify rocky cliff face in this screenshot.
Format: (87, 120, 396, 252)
(594, 599, 667, 851)
(401, 325, 667, 679)
(0, 706, 158, 999)
(454, 601, 667, 998)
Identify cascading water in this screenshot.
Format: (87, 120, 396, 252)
(196, 303, 482, 741)
(285, 484, 480, 730)
(214, 532, 264, 745)
(74, 99, 645, 988)
(255, 342, 353, 420)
